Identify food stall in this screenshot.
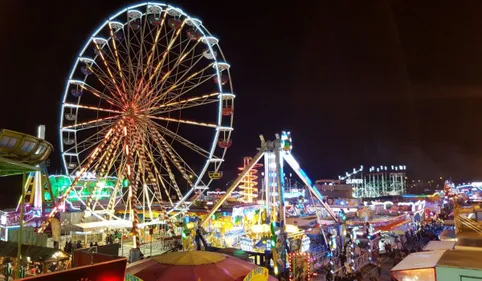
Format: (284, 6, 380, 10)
(391, 250, 482, 281)
(435, 250, 482, 281)
(390, 250, 445, 281)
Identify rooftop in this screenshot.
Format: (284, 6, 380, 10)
(437, 250, 482, 270)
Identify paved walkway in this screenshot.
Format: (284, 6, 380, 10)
(312, 257, 396, 281)
(359, 256, 400, 281)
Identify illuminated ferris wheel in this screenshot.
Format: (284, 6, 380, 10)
(41, 3, 234, 232)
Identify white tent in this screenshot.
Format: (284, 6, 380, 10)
(72, 219, 132, 233)
(423, 241, 456, 251)
(391, 250, 445, 281)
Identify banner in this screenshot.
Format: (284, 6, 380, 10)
(243, 267, 268, 281)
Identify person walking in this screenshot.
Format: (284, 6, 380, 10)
(377, 260, 382, 276)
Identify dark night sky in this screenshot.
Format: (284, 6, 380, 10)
(1, 0, 482, 206)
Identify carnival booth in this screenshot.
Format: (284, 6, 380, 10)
(0, 241, 69, 278)
(390, 250, 444, 281)
(240, 223, 310, 254)
(391, 250, 482, 281)
(435, 250, 482, 281)
(70, 220, 131, 246)
(423, 241, 456, 251)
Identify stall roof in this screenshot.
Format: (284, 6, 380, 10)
(0, 241, 68, 262)
(437, 250, 482, 270)
(391, 250, 445, 272)
(423, 241, 456, 251)
(73, 220, 132, 232)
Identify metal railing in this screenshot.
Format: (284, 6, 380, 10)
(456, 215, 482, 235)
(354, 253, 369, 270)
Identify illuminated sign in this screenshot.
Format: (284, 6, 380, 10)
(346, 179, 363, 184)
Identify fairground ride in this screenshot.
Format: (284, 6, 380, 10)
(0, 126, 53, 277)
(200, 131, 339, 275)
(238, 156, 263, 203)
(339, 165, 407, 198)
(39, 3, 235, 249)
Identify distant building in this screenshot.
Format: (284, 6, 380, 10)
(315, 179, 353, 198)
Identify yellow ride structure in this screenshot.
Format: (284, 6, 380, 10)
(0, 128, 52, 177)
(0, 126, 53, 279)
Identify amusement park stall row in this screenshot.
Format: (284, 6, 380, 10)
(0, 170, 442, 278)
(0, 124, 479, 281)
(1, 0, 481, 279)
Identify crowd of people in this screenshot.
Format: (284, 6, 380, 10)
(62, 240, 87, 253)
(320, 220, 445, 281)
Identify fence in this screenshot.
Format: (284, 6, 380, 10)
(119, 237, 180, 258)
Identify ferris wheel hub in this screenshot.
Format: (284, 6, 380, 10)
(126, 105, 138, 117)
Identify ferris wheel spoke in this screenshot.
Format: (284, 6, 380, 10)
(143, 51, 202, 108)
(145, 62, 214, 109)
(63, 135, 110, 160)
(141, 138, 174, 205)
(125, 19, 145, 100)
(92, 44, 129, 104)
(41, 121, 124, 233)
(68, 126, 122, 172)
(132, 126, 173, 206)
(157, 133, 198, 182)
(170, 53, 204, 89)
(63, 125, 112, 154)
(140, 20, 187, 98)
(158, 74, 218, 110)
(138, 46, 201, 107)
(70, 80, 122, 108)
(95, 128, 125, 177)
(106, 158, 127, 218)
(149, 125, 197, 178)
(143, 12, 167, 75)
(147, 115, 217, 128)
(148, 130, 184, 201)
(63, 103, 124, 115)
(84, 62, 125, 105)
(138, 28, 172, 84)
(153, 131, 187, 198)
(62, 115, 120, 131)
(133, 16, 153, 93)
(107, 22, 128, 94)
(64, 138, 100, 159)
(152, 38, 202, 96)
(168, 62, 215, 92)
(148, 120, 213, 159)
(154, 154, 180, 206)
(148, 93, 219, 115)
